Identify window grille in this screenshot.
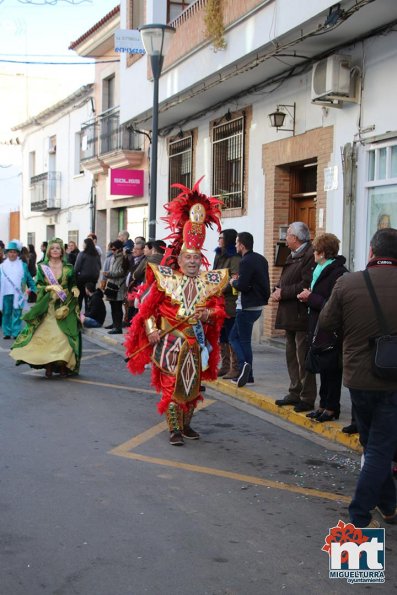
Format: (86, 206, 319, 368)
(212, 115, 244, 209)
(168, 135, 193, 200)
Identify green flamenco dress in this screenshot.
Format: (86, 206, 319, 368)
(10, 263, 82, 374)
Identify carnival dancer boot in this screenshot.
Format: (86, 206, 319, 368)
(222, 346, 239, 379)
(217, 343, 230, 377)
(182, 403, 200, 440)
(166, 402, 184, 445)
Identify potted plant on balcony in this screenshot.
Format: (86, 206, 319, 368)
(204, 0, 227, 51)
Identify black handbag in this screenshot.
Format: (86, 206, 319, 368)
(104, 280, 119, 299)
(363, 269, 397, 380)
(305, 317, 340, 374)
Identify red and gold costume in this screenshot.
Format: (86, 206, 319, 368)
(125, 178, 228, 436)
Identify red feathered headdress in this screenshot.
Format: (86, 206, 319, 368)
(161, 176, 222, 269)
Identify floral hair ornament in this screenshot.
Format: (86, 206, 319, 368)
(161, 176, 223, 269)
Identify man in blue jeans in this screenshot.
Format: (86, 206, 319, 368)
(319, 227, 397, 528)
(229, 232, 270, 387)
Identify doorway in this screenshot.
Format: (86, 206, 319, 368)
(289, 161, 317, 238)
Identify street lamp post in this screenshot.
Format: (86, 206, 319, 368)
(139, 23, 175, 241)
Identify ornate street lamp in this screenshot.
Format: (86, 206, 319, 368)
(139, 23, 176, 240)
(268, 103, 296, 134)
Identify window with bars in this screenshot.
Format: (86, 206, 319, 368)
(168, 135, 193, 200)
(212, 115, 244, 209)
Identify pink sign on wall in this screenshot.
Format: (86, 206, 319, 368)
(110, 168, 144, 196)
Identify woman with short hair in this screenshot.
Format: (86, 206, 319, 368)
(297, 233, 348, 422)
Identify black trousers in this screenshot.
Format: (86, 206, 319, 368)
(110, 300, 123, 330)
(318, 367, 343, 412)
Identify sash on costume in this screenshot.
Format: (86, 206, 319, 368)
(192, 321, 210, 371)
(41, 264, 67, 302)
(1, 267, 25, 308)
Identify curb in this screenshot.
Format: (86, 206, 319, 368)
(207, 378, 361, 453)
(84, 328, 125, 349)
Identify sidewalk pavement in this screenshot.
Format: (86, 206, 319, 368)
(83, 315, 360, 454)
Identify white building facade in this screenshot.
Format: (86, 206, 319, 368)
(14, 85, 95, 250)
(116, 0, 397, 337)
(70, 5, 147, 250)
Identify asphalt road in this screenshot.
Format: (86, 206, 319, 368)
(0, 338, 396, 594)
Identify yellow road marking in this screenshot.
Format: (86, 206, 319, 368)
(113, 451, 350, 503)
(69, 378, 157, 395)
(109, 399, 350, 504)
(112, 421, 169, 451)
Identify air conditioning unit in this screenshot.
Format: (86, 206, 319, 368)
(311, 55, 351, 101)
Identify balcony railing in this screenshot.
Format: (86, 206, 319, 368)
(80, 107, 142, 161)
(30, 171, 61, 211)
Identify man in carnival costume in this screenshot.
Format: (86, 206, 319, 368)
(125, 178, 228, 445)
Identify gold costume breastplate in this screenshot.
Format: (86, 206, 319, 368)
(148, 263, 229, 319)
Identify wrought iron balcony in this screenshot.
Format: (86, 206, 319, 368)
(30, 171, 61, 212)
(80, 107, 142, 162)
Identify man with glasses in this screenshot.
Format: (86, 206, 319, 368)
(270, 221, 316, 412)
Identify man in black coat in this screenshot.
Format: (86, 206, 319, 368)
(229, 232, 270, 387)
(80, 282, 106, 328)
(270, 221, 316, 412)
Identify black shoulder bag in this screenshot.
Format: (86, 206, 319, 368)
(304, 316, 340, 374)
(363, 269, 397, 380)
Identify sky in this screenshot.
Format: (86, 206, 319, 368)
(0, 0, 117, 212)
(0, 0, 117, 132)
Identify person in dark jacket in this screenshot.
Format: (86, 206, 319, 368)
(103, 240, 128, 334)
(145, 240, 166, 275)
(297, 233, 348, 422)
(27, 244, 37, 277)
(74, 237, 101, 310)
(124, 239, 146, 324)
(66, 241, 80, 266)
(319, 227, 397, 528)
(37, 241, 48, 265)
(80, 282, 106, 328)
(229, 232, 270, 387)
(213, 229, 241, 378)
(271, 221, 316, 412)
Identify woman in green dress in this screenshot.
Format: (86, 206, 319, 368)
(10, 238, 82, 378)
